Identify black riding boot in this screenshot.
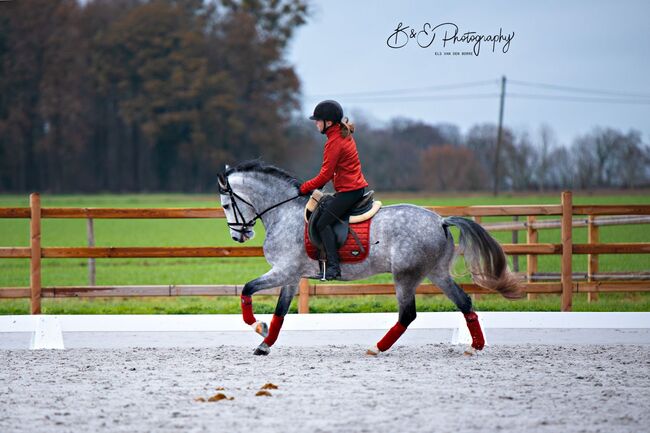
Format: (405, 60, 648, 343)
(321, 225, 341, 280)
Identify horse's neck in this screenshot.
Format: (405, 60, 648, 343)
(235, 175, 303, 231)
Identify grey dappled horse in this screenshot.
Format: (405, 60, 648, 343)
(217, 161, 521, 356)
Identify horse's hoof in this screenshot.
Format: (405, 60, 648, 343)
(463, 346, 478, 356)
(253, 343, 270, 356)
(366, 345, 381, 356)
(252, 321, 268, 338)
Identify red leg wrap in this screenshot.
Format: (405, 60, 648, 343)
(263, 315, 284, 347)
(241, 295, 256, 325)
(376, 322, 407, 352)
(464, 311, 485, 350)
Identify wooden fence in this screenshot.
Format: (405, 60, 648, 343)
(1, 191, 649, 314)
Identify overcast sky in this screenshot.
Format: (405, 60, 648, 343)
(288, 0, 650, 146)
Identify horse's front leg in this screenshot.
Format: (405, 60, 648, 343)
(240, 268, 296, 337)
(253, 284, 298, 356)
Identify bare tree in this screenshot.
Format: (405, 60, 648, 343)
(420, 145, 486, 191)
(536, 124, 557, 191)
(572, 134, 599, 188)
(546, 146, 575, 188)
(504, 130, 537, 190)
(609, 129, 649, 188)
(572, 127, 649, 189)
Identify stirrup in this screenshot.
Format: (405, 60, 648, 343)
(319, 259, 340, 281)
(323, 262, 341, 281)
(319, 259, 327, 281)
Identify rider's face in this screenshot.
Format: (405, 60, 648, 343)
(314, 120, 331, 132)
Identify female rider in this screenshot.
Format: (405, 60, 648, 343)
(300, 100, 369, 280)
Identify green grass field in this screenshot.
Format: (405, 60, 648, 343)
(1, 191, 649, 314)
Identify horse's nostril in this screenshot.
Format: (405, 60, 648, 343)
(232, 236, 238, 241)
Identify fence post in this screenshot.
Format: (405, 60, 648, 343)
(30, 193, 42, 314)
(298, 278, 310, 313)
(511, 216, 519, 272)
(561, 191, 573, 312)
(526, 215, 538, 300)
(87, 218, 96, 286)
(587, 215, 599, 303)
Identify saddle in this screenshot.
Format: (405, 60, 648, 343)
(304, 189, 382, 265)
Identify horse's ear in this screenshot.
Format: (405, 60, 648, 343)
(217, 173, 228, 192)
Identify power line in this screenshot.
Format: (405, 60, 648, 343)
(509, 79, 650, 99)
(306, 78, 650, 101)
(305, 79, 498, 99)
(303, 77, 650, 105)
(508, 93, 650, 105)
(335, 93, 500, 103)
(320, 92, 650, 105)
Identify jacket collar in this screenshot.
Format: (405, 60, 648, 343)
(325, 123, 341, 139)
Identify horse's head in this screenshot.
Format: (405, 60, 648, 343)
(217, 170, 258, 243)
(217, 160, 304, 243)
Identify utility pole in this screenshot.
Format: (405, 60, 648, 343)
(493, 75, 506, 196)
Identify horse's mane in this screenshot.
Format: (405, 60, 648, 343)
(223, 160, 301, 189)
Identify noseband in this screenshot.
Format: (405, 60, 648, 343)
(217, 173, 301, 235)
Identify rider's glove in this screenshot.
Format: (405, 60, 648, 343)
(298, 184, 312, 196)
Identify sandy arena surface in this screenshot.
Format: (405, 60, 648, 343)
(1, 343, 649, 433)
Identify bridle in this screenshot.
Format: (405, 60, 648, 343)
(217, 173, 302, 235)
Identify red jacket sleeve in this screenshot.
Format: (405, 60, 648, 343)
(300, 139, 342, 194)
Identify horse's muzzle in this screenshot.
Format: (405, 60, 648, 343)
(233, 230, 254, 243)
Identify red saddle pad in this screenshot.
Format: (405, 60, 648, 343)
(304, 219, 372, 263)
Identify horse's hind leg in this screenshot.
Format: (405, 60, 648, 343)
(367, 271, 423, 355)
(253, 284, 297, 356)
(430, 274, 485, 350)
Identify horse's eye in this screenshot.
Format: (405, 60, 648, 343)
(223, 204, 230, 210)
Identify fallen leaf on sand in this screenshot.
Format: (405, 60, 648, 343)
(215, 386, 225, 390)
(260, 383, 278, 390)
(208, 393, 234, 402)
(255, 390, 272, 397)
(194, 397, 206, 402)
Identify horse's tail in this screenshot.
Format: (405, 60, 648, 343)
(442, 216, 523, 299)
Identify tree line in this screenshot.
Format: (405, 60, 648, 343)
(350, 119, 649, 192)
(0, 0, 308, 192)
(1, 0, 648, 193)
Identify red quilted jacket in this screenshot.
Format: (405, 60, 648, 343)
(299, 124, 369, 194)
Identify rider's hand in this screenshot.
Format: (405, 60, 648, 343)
(298, 184, 311, 196)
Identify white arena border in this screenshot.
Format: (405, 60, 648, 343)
(1, 312, 649, 350)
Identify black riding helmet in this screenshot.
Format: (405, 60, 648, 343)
(309, 100, 343, 134)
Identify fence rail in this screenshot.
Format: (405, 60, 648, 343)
(1, 191, 649, 313)
(2, 242, 650, 259)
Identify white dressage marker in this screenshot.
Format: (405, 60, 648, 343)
(30, 315, 65, 350)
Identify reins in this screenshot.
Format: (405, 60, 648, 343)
(218, 175, 301, 234)
(218, 172, 365, 256)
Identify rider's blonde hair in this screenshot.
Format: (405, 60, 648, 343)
(340, 116, 355, 138)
